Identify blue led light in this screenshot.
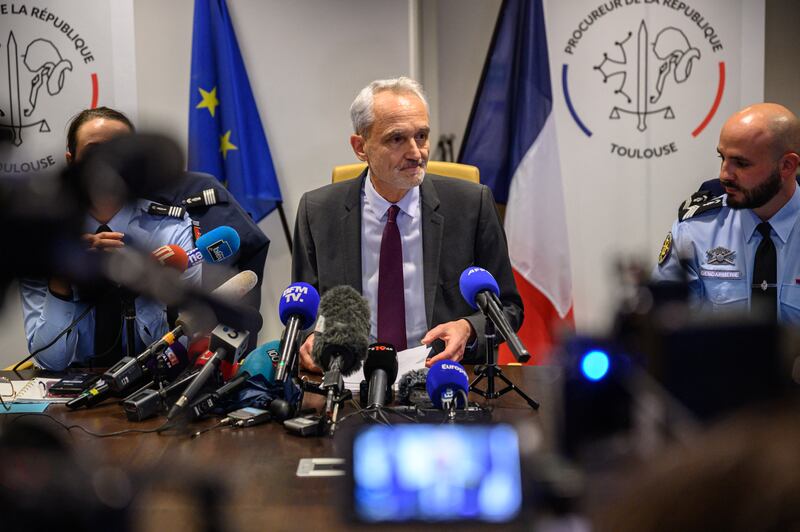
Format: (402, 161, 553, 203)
(581, 350, 610, 381)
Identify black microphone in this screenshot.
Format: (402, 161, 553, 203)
(167, 324, 250, 420)
(459, 267, 530, 363)
(310, 285, 370, 396)
(364, 343, 399, 408)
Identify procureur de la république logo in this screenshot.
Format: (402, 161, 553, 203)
(1, 3, 98, 175)
(561, 0, 726, 161)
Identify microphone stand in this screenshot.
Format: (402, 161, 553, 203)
(469, 319, 540, 410)
(121, 289, 137, 359)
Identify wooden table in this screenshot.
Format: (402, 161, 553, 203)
(0, 366, 562, 531)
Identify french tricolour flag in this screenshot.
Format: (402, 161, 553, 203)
(459, 0, 573, 365)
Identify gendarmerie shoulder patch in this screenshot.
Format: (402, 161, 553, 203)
(147, 202, 186, 219)
(182, 188, 219, 209)
(678, 190, 723, 222)
(658, 232, 672, 265)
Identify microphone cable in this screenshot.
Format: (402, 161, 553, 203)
(11, 301, 97, 374)
(5, 412, 171, 438)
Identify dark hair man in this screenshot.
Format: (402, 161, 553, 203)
(19, 107, 201, 371)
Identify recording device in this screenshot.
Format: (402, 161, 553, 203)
(167, 324, 250, 420)
(187, 225, 241, 267)
(284, 414, 325, 437)
(49, 374, 100, 396)
(346, 424, 524, 524)
(189, 341, 277, 419)
(227, 406, 271, 428)
(426, 360, 470, 411)
(363, 343, 398, 408)
(459, 267, 530, 363)
(275, 282, 320, 383)
(151, 244, 189, 271)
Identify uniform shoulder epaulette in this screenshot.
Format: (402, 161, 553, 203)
(677, 190, 723, 222)
(146, 201, 186, 219)
(182, 188, 224, 210)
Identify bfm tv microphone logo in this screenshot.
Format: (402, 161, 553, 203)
(1, 3, 99, 175)
(282, 284, 309, 303)
(560, 1, 726, 160)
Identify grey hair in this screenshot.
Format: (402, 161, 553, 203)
(349, 77, 428, 137)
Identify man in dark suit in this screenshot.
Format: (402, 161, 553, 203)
(292, 77, 522, 370)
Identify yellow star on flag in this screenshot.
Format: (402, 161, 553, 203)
(219, 130, 238, 159)
(196, 86, 219, 117)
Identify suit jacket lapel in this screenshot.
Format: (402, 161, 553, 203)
(341, 171, 365, 292)
(420, 177, 443, 328)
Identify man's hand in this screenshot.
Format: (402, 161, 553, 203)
(81, 231, 125, 251)
(422, 319, 475, 367)
(299, 332, 323, 374)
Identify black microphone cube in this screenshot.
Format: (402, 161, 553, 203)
(209, 324, 250, 362)
(122, 388, 161, 422)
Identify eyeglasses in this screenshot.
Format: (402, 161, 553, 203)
(0, 377, 15, 411)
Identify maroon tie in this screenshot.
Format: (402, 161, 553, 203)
(377, 205, 407, 351)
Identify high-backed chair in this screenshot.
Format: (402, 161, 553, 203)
(331, 161, 480, 184)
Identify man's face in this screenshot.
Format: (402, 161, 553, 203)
(351, 91, 430, 200)
(717, 119, 785, 210)
(67, 117, 132, 163)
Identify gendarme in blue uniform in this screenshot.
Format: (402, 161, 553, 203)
(19, 199, 201, 371)
(652, 186, 800, 321)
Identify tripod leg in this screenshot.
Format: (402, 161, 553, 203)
(494, 370, 540, 409)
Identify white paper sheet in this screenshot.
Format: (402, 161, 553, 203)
(344, 344, 431, 391)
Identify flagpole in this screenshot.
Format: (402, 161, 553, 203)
(275, 202, 293, 253)
(457, 0, 509, 163)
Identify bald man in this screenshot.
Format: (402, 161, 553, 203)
(653, 103, 800, 321)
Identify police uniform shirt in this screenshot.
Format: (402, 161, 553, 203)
(652, 186, 800, 321)
(19, 199, 201, 371)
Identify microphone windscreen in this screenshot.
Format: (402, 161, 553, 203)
(237, 343, 276, 383)
(278, 283, 320, 329)
(459, 267, 500, 310)
(310, 285, 370, 376)
(212, 270, 258, 301)
(426, 360, 469, 409)
(196, 225, 240, 263)
(151, 244, 189, 272)
(397, 368, 429, 405)
(363, 343, 399, 385)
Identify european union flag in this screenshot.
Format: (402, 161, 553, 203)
(188, 0, 282, 222)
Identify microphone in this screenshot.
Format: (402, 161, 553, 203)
(311, 286, 370, 420)
(100, 270, 258, 395)
(189, 340, 278, 419)
(167, 324, 250, 420)
(151, 244, 189, 272)
(397, 368, 430, 405)
(186, 225, 240, 267)
(275, 283, 320, 382)
(459, 267, 530, 363)
(426, 360, 469, 410)
(311, 285, 370, 384)
(363, 343, 398, 408)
